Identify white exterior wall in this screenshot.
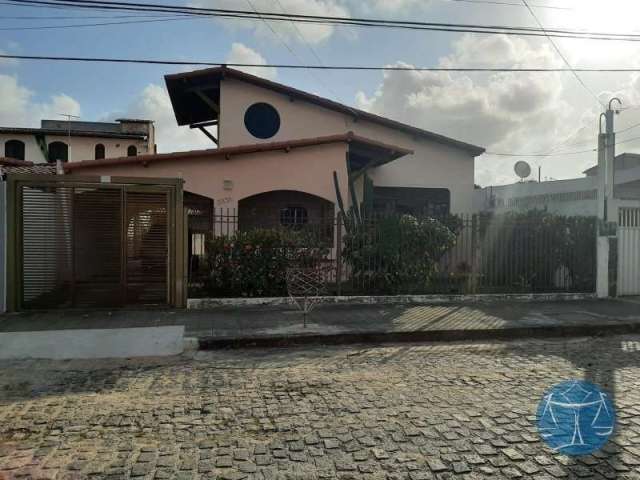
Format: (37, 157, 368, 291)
(219, 79, 478, 214)
(475, 177, 600, 217)
(0, 133, 151, 164)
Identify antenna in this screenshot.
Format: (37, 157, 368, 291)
(514, 161, 532, 182)
(58, 113, 80, 157)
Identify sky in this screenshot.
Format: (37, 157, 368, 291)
(3, 0, 640, 186)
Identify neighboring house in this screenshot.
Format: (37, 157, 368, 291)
(475, 153, 640, 217)
(63, 66, 484, 227)
(0, 118, 155, 164)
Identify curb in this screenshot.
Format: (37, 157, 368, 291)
(197, 321, 640, 349)
(188, 292, 597, 310)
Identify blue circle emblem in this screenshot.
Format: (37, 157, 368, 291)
(536, 380, 615, 455)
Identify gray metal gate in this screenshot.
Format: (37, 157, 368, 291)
(618, 207, 640, 296)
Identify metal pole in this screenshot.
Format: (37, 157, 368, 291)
(605, 98, 621, 221)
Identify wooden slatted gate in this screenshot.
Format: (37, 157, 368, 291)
(7, 175, 184, 310)
(618, 207, 640, 296)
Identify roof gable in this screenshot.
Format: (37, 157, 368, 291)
(164, 66, 485, 156)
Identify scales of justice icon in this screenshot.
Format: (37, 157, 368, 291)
(537, 380, 615, 455)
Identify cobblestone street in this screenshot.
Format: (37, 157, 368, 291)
(2, 336, 640, 479)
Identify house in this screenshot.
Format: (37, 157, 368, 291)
(63, 67, 484, 226)
(0, 118, 155, 164)
(475, 153, 640, 217)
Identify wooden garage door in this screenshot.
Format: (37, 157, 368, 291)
(19, 183, 170, 309)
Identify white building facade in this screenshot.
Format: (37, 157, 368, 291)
(0, 119, 155, 164)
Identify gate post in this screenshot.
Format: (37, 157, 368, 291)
(335, 213, 343, 296)
(597, 219, 617, 298)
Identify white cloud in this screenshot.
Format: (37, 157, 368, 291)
(118, 84, 212, 153)
(226, 42, 277, 80)
(190, 0, 350, 44)
(114, 43, 276, 153)
(0, 74, 81, 127)
(354, 34, 603, 186)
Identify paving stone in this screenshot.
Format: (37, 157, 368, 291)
(2, 335, 640, 480)
(426, 458, 448, 472)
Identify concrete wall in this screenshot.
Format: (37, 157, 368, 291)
(475, 177, 600, 216)
(0, 326, 185, 359)
(219, 79, 478, 214)
(0, 133, 151, 164)
(66, 143, 351, 214)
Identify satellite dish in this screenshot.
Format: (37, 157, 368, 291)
(514, 161, 532, 181)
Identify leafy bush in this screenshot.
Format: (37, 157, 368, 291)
(480, 210, 597, 292)
(205, 228, 329, 297)
(342, 214, 457, 294)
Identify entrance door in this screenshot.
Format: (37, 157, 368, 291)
(618, 208, 640, 296)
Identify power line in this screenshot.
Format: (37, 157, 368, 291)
(485, 134, 640, 157)
(271, 0, 340, 100)
(6, 0, 640, 43)
(445, 0, 572, 9)
(7, 53, 640, 72)
(273, 0, 327, 71)
(484, 147, 596, 157)
(243, 0, 332, 98)
(0, 15, 196, 30)
(0, 13, 180, 19)
(616, 120, 640, 135)
(521, 0, 603, 107)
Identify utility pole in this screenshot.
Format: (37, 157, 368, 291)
(602, 98, 621, 221)
(596, 98, 621, 298)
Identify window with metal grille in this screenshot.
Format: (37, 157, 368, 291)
(5, 139, 25, 160)
(95, 143, 105, 159)
(280, 206, 308, 227)
(127, 145, 137, 157)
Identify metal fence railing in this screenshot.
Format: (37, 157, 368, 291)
(188, 209, 597, 297)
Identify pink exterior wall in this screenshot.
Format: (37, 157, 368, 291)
(66, 142, 350, 212)
(219, 78, 477, 213)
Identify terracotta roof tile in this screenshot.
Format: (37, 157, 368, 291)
(64, 132, 413, 172)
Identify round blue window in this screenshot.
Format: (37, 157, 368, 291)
(244, 102, 280, 139)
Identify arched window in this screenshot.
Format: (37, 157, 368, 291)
(48, 141, 68, 163)
(5, 139, 25, 160)
(95, 143, 105, 160)
(127, 145, 137, 157)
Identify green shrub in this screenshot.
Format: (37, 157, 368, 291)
(342, 214, 457, 294)
(480, 210, 597, 292)
(205, 228, 329, 297)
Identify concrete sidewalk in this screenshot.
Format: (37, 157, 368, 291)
(1, 297, 640, 348)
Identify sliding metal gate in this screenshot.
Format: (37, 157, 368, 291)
(618, 207, 640, 296)
(7, 175, 185, 310)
